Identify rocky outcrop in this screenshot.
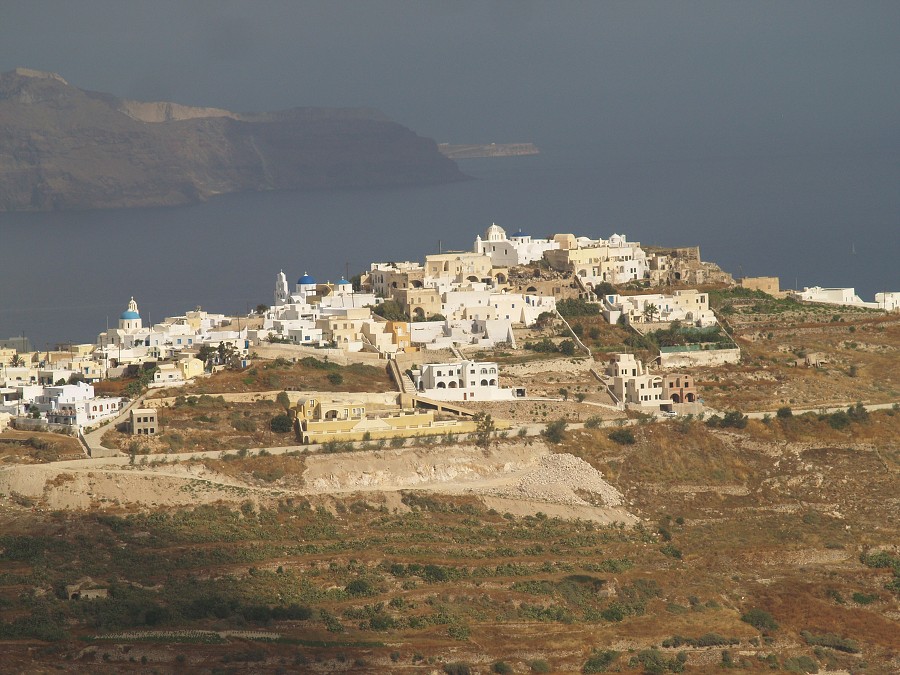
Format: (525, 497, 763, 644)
(0, 69, 467, 211)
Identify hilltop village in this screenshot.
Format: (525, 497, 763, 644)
(1, 224, 899, 673)
(1, 223, 898, 445)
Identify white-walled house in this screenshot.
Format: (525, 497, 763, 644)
(604, 353, 663, 409)
(603, 289, 717, 327)
(795, 287, 867, 306)
(793, 287, 900, 312)
(31, 382, 124, 428)
(875, 292, 900, 312)
(473, 223, 559, 266)
(544, 233, 649, 286)
(413, 360, 524, 402)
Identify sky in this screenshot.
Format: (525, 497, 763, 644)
(2, 1, 899, 155)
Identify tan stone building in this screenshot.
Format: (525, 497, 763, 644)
(292, 397, 476, 444)
(739, 276, 782, 296)
(424, 252, 501, 284)
(130, 407, 158, 435)
(662, 374, 698, 404)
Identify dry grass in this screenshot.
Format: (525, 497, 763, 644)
(179, 358, 392, 395)
(699, 314, 900, 410)
(101, 399, 299, 454)
(0, 429, 84, 462)
(198, 452, 307, 487)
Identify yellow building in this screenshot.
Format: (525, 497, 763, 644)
(395, 287, 443, 320)
(178, 357, 205, 381)
(292, 397, 477, 444)
(424, 252, 496, 283)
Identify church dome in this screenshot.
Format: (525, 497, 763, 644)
(297, 273, 316, 285)
(337, 277, 351, 286)
(484, 223, 506, 240)
(120, 296, 141, 321)
(512, 229, 530, 238)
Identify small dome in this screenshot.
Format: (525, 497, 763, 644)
(120, 296, 140, 320)
(337, 278, 352, 286)
(484, 223, 506, 240)
(512, 229, 530, 238)
(297, 273, 316, 285)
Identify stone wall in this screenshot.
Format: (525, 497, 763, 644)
(660, 348, 741, 369)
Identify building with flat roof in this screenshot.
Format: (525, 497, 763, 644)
(130, 408, 158, 435)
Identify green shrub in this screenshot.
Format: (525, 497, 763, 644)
(530, 660, 551, 673)
(800, 630, 859, 653)
(660, 543, 682, 559)
(776, 406, 793, 419)
(525, 337, 559, 353)
(706, 410, 748, 429)
(232, 417, 255, 432)
(740, 607, 778, 632)
(542, 419, 568, 444)
(269, 413, 293, 433)
(327, 372, 344, 386)
(584, 416, 604, 429)
(557, 298, 601, 317)
(782, 655, 818, 673)
(443, 664, 471, 675)
(583, 649, 619, 673)
(345, 579, 374, 596)
(492, 661, 513, 674)
(827, 411, 850, 430)
(608, 429, 635, 445)
(847, 402, 868, 422)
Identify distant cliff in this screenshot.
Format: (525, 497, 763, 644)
(0, 68, 467, 211)
(438, 143, 539, 159)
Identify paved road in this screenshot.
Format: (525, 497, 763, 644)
(81, 394, 146, 456)
(55, 397, 897, 471)
(746, 401, 898, 420)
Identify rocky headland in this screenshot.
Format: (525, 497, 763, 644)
(0, 68, 467, 211)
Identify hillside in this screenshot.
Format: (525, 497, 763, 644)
(0, 68, 466, 211)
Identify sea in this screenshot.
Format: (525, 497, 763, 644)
(1, 142, 898, 349)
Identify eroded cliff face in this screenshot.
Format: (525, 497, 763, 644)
(0, 69, 466, 211)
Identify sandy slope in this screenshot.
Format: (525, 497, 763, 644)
(0, 442, 635, 523)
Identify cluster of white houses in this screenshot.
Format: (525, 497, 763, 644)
(601, 289, 718, 328)
(0, 380, 125, 432)
(793, 287, 900, 312)
(0, 297, 249, 432)
(4, 222, 898, 436)
(257, 223, 741, 354)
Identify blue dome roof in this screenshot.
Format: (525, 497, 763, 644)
(120, 310, 140, 320)
(512, 230, 530, 238)
(337, 277, 352, 286)
(297, 273, 316, 285)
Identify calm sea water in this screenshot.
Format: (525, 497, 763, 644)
(1, 144, 897, 348)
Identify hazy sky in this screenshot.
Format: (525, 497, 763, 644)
(2, 1, 899, 154)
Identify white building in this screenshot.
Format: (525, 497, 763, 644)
(474, 223, 559, 266)
(604, 353, 663, 409)
(875, 292, 900, 312)
(795, 287, 867, 306)
(544, 233, 649, 286)
(602, 289, 717, 327)
(413, 360, 524, 402)
(33, 382, 124, 428)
